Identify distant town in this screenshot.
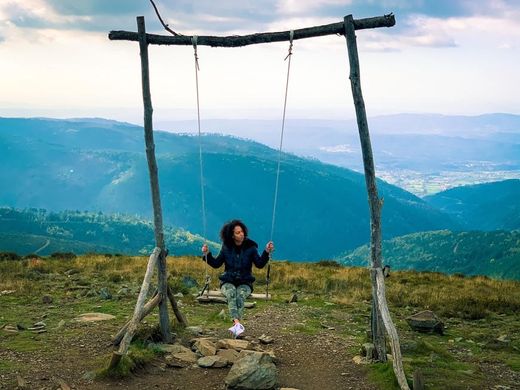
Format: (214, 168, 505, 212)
(378, 169, 520, 197)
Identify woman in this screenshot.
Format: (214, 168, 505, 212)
(202, 219, 274, 334)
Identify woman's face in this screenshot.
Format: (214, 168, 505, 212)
(232, 225, 245, 246)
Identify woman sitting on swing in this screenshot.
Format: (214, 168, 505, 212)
(202, 219, 274, 335)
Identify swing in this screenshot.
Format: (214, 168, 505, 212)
(194, 32, 295, 304)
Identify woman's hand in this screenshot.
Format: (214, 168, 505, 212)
(265, 241, 274, 253)
(202, 244, 209, 255)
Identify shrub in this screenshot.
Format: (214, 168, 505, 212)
(23, 253, 41, 260)
(316, 260, 342, 268)
(0, 252, 21, 261)
(50, 252, 77, 260)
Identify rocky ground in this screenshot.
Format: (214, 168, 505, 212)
(0, 300, 377, 390)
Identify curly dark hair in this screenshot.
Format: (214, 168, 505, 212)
(220, 219, 248, 246)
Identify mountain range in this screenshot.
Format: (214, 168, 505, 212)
(0, 117, 460, 260)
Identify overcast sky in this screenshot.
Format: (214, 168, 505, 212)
(1, 0, 519, 124)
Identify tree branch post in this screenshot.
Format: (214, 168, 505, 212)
(344, 14, 409, 390)
(137, 15, 171, 344)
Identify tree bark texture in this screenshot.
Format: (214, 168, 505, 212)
(344, 15, 409, 390)
(137, 16, 171, 343)
(375, 268, 410, 390)
(112, 292, 161, 346)
(166, 285, 188, 327)
(110, 14, 394, 47)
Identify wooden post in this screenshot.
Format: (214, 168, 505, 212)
(375, 268, 410, 390)
(137, 15, 171, 343)
(109, 247, 160, 368)
(343, 13, 386, 361)
(166, 285, 188, 327)
(344, 14, 409, 390)
(112, 293, 161, 346)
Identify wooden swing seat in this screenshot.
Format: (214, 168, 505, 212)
(196, 290, 272, 306)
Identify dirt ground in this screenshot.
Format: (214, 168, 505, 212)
(0, 302, 377, 390)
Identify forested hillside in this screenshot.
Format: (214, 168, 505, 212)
(338, 230, 520, 280)
(0, 117, 458, 260)
(0, 207, 216, 256)
(424, 179, 520, 230)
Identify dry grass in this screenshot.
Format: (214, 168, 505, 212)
(2, 255, 519, 319)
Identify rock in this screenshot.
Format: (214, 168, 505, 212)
(217, 348, 240, 364)
(218, 309, 227, 319)
(116, 287, 130, 297)
(174, 292, 184, 298)
(258, 334, 274, 345)
(3, 325, 18, 333)
(361, 343, 375, 359)
(288, 293, 298, 303)
(185, 326, 204, 336)
(153, 343, 192, 354)
(225, 352, 277, 390)
(168, 350, 199, 365)
(497, 335, 511, 343)
(64, 269, 79, 276)
(182, 275, 198, 288)
(406, 310, 444, 335)
(16, 323, 26, 330)
(217, 338, 253, 351)
(54, 320, 66, 329)
(352, 355, 366, 365)
(197, 355, 228, 368)
(99, 287, 112, 300)
(192, 338, 217, 356)
(72, 313, 116, 322)
(42, 295, 53, 304)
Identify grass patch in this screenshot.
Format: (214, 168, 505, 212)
(367, 362, 401, 390)
(506, 356, 520, 372)
(98, 342, 157, 379)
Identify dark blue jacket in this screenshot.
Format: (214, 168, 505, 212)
(205, 238, 269, 291)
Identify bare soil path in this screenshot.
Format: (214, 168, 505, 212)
(1, 302, 377, 390)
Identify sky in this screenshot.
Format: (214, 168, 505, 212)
(1, 0, 519, 124)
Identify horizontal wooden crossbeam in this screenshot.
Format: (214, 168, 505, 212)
(108, 14, 395, 47)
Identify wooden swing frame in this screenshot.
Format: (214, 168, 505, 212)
(108, 13, 410, 389)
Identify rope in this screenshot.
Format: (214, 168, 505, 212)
(266, 30, 294, 299)
(270, 30, 293, 243)
(192, 35, 210, 294)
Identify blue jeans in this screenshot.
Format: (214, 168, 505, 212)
(221, 283, 251, 320)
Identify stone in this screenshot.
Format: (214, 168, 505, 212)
(258, 334, 274, 344)
(98, 287, 112, 300)
(217, 338, 252, 351)
(42, 295, 53, 304)
(197, 355, 228, 368)
(54, 320, 66, 329)
(72, 313, 116, 322)
(217, 348, 240, 364)
(168, 350, 199, 365)
(406, 310, 444, 335)
(153, 343, 192, 354)
(361, 343, 375, 359)
(185, 326, 203, 336)
(192, 338, 217, 356)
(182, 275, 198, 288)
(225, 352, 277, 390)
(352, 355, 366, 365)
